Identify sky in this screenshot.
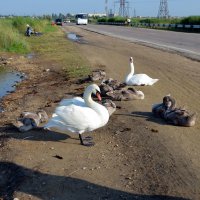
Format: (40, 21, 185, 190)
(0, 0, 199, 17)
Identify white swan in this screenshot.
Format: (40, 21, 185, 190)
(44, 84, 109, 146)
(125, 57, 159, 86)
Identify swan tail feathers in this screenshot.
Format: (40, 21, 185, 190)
(150, 79, 159, 85)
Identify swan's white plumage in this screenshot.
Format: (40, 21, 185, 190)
(125, 57, 159, 86)
(44, 84, 109, 134)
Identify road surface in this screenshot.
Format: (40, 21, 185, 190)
(80, 24, 200, 61)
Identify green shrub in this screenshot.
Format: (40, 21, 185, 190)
(98, 17, 126, 23)
(12, 17, 48, 33)
(180, 16, 200, 25)
(98, 17, 108, 22)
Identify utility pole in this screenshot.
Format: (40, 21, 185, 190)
(116, 0, 129, 17)
(105, 0, 108, 16)
(157, 0, 169, 18)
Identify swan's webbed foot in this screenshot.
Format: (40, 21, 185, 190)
(84, 136, 93, 141)
(82, 140, 95, 147)
(79, 134, 95, 147)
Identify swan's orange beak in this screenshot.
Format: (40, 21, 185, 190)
(96, 92, 102, 101)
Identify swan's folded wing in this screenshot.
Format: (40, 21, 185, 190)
(59, 97, 85, 107)
(53, 105, 101, 133)
(128, 74, 158, 86)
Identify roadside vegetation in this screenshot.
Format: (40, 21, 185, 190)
(0, 17, 91, 78)
(0, 17, 49, 53)
(0, 19, 30, 53)
(28, 24, 90, 78)
(97, 15, 200, 25)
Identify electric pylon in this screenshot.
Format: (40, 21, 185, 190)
(157, 0, 169, 18)
(105, 0, 108, 16)
(118, 0, 129, 17)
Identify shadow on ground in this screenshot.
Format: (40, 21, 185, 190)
(0, 126, 70, 142)
(0, 161, 190, 200)
(116, 111, 169, 126)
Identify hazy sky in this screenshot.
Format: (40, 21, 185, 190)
(0, 0, 199, 17)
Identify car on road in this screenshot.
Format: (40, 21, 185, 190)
(64, 19, 70, 23)
(55, 18, 63, 26)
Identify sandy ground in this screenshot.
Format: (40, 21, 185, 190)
(0, 25, 200, 200)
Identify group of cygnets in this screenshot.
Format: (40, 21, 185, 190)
(14, 57, 196, 146)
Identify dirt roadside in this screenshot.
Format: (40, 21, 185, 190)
(0, 25, 200, 200)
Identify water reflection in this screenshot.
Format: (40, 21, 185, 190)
(26, 53, 35, 59)
(0, 67, 25, 99)
(67, 32, 80, 41)
(67, 32, 87, 44)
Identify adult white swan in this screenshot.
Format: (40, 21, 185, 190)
(44, 84, 109, 146)
(125, 57, 159, 86)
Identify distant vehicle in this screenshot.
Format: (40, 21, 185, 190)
(75, 13, 88, 25)
(55, 18, 63, 26)
(64, 19, 70, 23)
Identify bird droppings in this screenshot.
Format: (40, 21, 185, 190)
(151, 128, 159, 133)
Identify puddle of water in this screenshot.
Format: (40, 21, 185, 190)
(0, 67, 26, 112)
(67, 32, 80, 41)
(26, 53, 35, 59)
(67, 32, 88, 44)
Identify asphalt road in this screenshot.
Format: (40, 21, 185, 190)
(79, 24, 200, 61)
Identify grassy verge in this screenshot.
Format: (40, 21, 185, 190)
(0, 19, 30, 53)
(0, 17, 91, 78)
(0, 17, 54, 53)
(28, 25, 91, 78)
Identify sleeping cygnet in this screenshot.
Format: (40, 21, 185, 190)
(152, 95, 196, 127)
(101, 78, 126, 90)
(89, 69, 106, 81)
(14, 110, 48, 132)
(106, 87, 144, 101)
(164, 108, 196, 127)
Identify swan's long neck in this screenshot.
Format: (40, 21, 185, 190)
(130, 61, 135, 75)
(125, 60, 135, 83)
(83, 89, 109, 124)
(84, 91, 94, 108)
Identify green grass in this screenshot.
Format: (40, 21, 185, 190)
(11, 17, 48, 33)
(0, 19, 30, 53)
(0, 17, 91, 79)
(64, 65, 91, 78)
(0, 17, 55, 53)
(28, 26, 91, 78)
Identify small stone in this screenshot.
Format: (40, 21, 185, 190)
(115, 130, 121, 135)
(82, 167, 87, 170)
(50, 147, 55, 150)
